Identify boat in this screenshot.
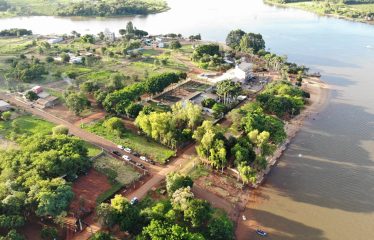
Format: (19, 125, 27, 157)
(256, 229, 267, 236)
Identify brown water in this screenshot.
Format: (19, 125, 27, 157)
(1, 0, 374, 239)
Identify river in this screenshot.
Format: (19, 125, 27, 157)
(1, 0, 374, 239)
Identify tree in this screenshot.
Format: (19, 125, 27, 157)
(125, 103, 143, 118)
(201, 98, 216, 109)
(226, 29, 246, 49)
(81, 81, 99, 93)
(171, 187, 194, 211)
(0, 230, 25, 240)
(25, 91, 38, 101)
(41, 226, 58, 240)
(241, 33, 265, 53)
(184, 199, 211, 227)
(96, 203, 116, 228)
(208, 214, 234, 240)
(170, 40, 182, 49)
(119, 29, 126, 36)
(65, 92, 90, 116)
(238, 164, 256, 184)
(28, 178, 74, 217)
(61, 53, 70, 63)
(166, 172, 194, 196)
(1, 111, 11, 121)
(110, 195, 142, 234)
(215, 80, 241, 105)
(45, 56, 54, 63)
(212, 103, 226, 119)
(103, 117, 125, 134)
(126, 21, 134, 35)
(52, 125, 69, 135)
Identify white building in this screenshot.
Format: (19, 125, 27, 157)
(201, 61, 253, 85)
(69, 56, 83, 64)
(104, 30, 116, 42)
(47, 37, 64, 44)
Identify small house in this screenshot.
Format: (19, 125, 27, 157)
(234, 62, 253, 82)
(36, 96, 59, 108)
(31, 86, 43, 94)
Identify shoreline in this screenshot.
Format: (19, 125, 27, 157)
(235, 76, 331, 239)
(264, 0, 374, 26)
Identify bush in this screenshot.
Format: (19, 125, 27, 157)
(1, 111, 11, 121)
(52, 125, 69, 135)
(202, 98, 217, 109)
(45, 56, 54, 63)
(25, 91, 39, 101)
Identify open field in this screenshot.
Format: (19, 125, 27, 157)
(83, 120, 175, 164)
(0, 114, 102, 157)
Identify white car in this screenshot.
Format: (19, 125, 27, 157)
(124, 147, 132, 153)
(122, 155, 131, 161)
(117, 145, 124, 150)
(140, 156, 148, 161)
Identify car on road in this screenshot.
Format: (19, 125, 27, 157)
(112, 150, 121, 156)
(122, 155, 131, 161)
(140, 156, 148, 161)
(124, 147, 132, 153)
(132, 151, 140, 157)
(136, 162, 146, 169)
(117, 145, 124, 150)
(130, 197, 138, 205)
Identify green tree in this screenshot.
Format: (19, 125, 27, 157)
(184, 199, 211, 227)
(1, 111, 11, 121)
(208, 214, 234, 240)
(52, 125, 69, 135)
(166, 172, 194, 196)
(170, 40, 182, 49)
(226, 29, 246, 49)
(171, 187, 194, 211)
(61, 53, 70, 63)
(25, 91, 38, 101)
(65, 92, 90, 116)
(96, 203, 117, 228)
(212, 103, 226, 119)
(238, 164, 256, 184)
(90, 232, 114, 240)
(126, 103, 143, 118)
(40, 226, 58, 240)
(103, 117, 125, 133)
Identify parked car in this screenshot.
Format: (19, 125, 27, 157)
(140, 156, 148, 161)
(149, 160, 156, 165)
(122, 155, 131, 161)
(112, 150, 121, 156)
(130, 197, 138, 205)
(124, 147, 132, 153)
(132, 151, 140, 157)
(117, 145, 124, 150)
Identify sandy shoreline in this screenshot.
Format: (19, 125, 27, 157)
(235, 76, 331, 239)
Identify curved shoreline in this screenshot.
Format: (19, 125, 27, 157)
(235, 76, 331, 239)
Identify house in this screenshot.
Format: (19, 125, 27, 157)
(47, 37, 64, 44)
(234, 62, 253, 82)
(104, 30, 116, 42)
(70, 56, 83, 64)
(36, 96, 59, 108)
(0, 100, 11, 112)
(31, 86, 43, 94)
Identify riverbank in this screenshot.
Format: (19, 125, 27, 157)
(235, 76, 331, 239)
(264, 0, 374, 25)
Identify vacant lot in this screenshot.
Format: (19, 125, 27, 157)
(83, 120, 175, 164)
(94, 154, 141, 185)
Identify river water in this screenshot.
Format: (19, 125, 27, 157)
(1, 0, 374, 239)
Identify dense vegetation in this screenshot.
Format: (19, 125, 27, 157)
(0, 126, 90, 236)
(0, 0, 168, 17)
(256, 81, 308, 118)
(226, 29, 265, 53)
(191, 44, 228, 70)
(265, 0, 374, 21)
(0, 28, 32, 36)
(135, 102, 203, 149)
(96, 173, 235, 240)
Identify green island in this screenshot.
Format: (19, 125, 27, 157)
(265, 0, 374, 23)
(0, 0, 168, 18)
(0, 23, 319, 239)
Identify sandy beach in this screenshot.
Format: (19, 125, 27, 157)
(235, 76, 331, 239)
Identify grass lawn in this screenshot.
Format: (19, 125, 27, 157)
(83, 120, 176, 164)
(0, 114, 102, 157)
(94, 155, 141, 185)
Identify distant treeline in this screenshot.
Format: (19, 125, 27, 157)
(57, 0, 168, 17)
(0, 28, 32, 37)
(273, 0, 374, 3)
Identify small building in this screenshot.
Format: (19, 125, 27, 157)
(31, 86, 43, 94)
(234, 62, 253, 82)
(0, 100, 11, 112)
(104, 30, 116, 42)
(47, 37, 64, 44)
(70, 56, 83, 64)
(36, 96, 59, 108)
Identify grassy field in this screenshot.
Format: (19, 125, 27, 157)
(83, 120, 176, 164)
(94, 154, 141, 185)
(0, 114, 101, 157)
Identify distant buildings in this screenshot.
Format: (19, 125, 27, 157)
(104, 29, 116, 42)
(23, 86, 59, 108)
